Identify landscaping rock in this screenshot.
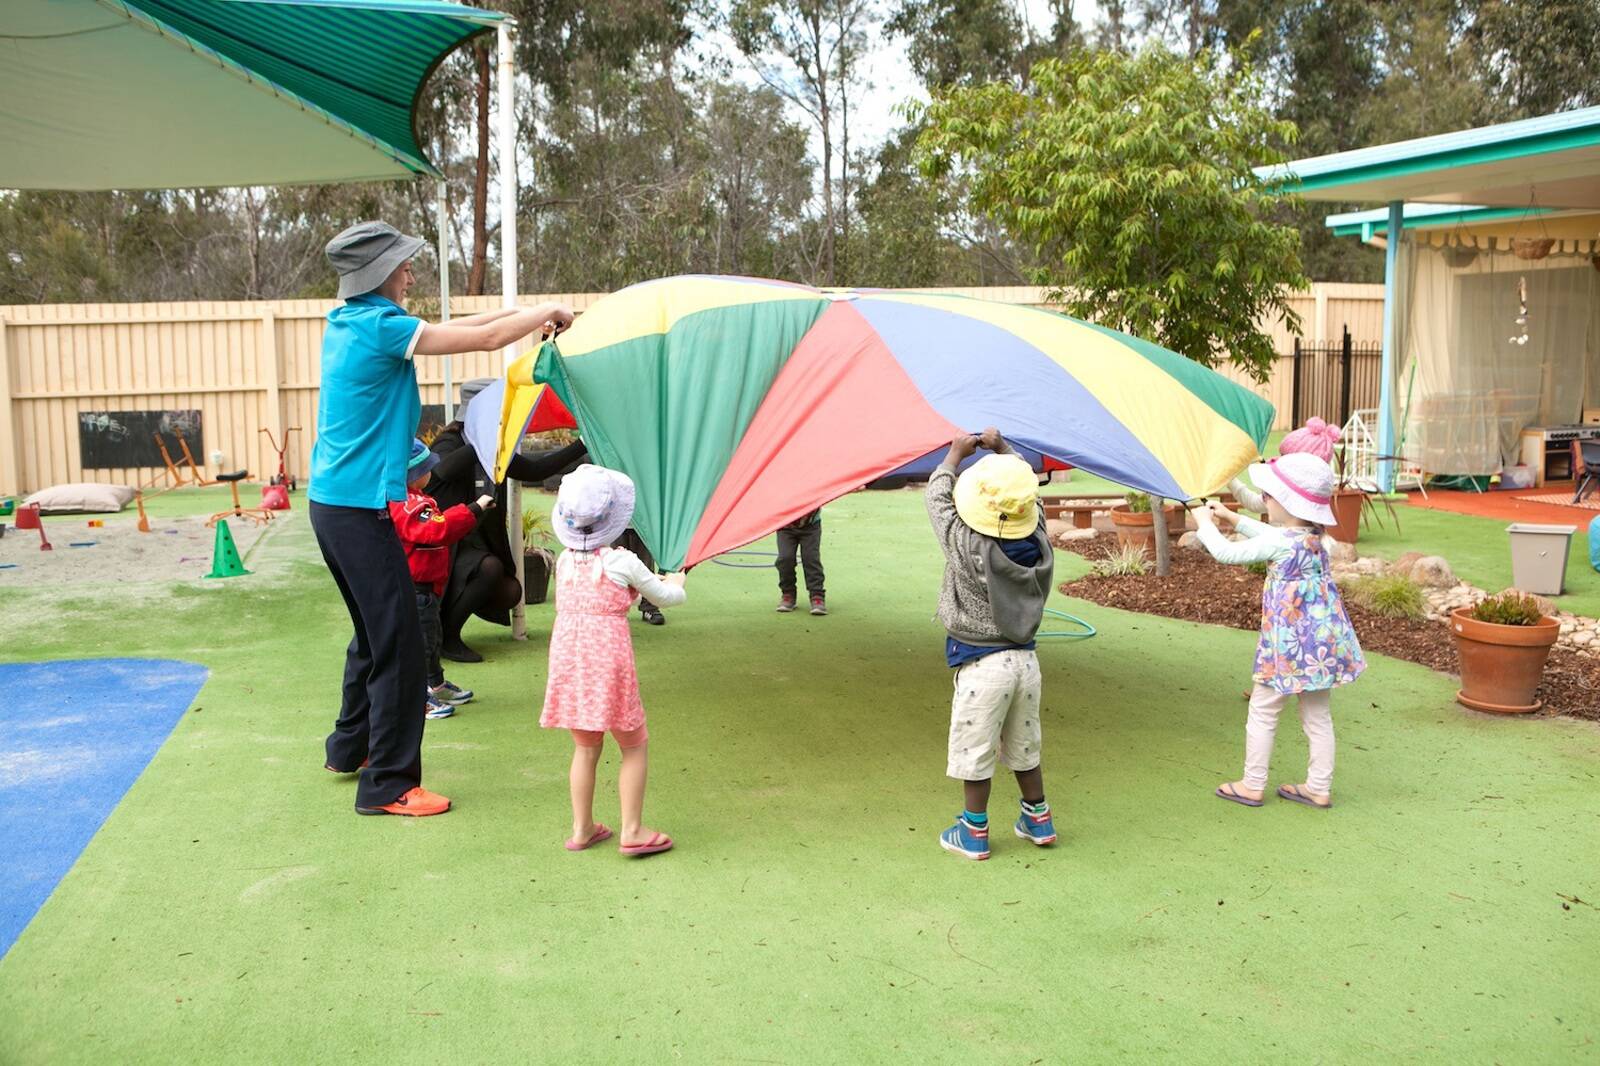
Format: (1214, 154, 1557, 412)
(1410, 556, 1456, 589)
(1387, 551, 1425, 579)
(1046, 518, 1073, 539)
(1179, 531, 1201, 550)
(1051, 528, 1098, 546)
(1326, 538, 1357, 564)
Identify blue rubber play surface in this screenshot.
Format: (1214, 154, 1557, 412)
(0, 659, 207, 958)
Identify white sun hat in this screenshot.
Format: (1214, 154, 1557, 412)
(1247, 452, 1337, 527)
(553, 464, 636, 550)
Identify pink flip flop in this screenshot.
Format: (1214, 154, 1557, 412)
(1276, 784, 1333, 809)
(1215, 783, 1263, 807)
(619, 832, 674, 857)
(565, 824, 613, 851)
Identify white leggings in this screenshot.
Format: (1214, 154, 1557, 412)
(1243, 683, 1335, 795)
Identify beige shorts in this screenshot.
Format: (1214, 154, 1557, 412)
(946, 648, 1043, 780)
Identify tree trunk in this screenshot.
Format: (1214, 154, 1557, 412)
(836, 4, 850, 283)
(467, 44, 491, 296)
(812, 10, 835, 286)
(1151, 497, 1171, 576)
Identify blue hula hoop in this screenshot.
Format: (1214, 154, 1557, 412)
(709, 550, 779, 570)
(1038, 607, 1097, 640)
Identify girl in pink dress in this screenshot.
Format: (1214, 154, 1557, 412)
(541, 465, 685, 856)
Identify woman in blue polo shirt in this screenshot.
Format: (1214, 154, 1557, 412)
(312, 220, 572, 818)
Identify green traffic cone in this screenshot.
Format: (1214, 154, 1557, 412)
(204, 519, 251, 579)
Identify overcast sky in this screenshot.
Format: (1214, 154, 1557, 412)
(705, 1, 1079, 164)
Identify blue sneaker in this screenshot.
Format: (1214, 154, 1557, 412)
(431, 680, 474, 705)
(424, 696, 455, 720)
(939, 814, 990, 861)
(1014, 803, 1058, 846)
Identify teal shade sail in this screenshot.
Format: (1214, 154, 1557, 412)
(0, 0, 504, 190)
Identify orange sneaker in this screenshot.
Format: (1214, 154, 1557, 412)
(355, 786, 451, 817)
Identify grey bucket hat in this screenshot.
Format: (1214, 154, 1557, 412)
(326, 220, 427, 300)
(458, 377, 496, 419)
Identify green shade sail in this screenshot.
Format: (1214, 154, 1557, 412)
(1255, 105, 1600, 209)
(0, 0, 503, 190)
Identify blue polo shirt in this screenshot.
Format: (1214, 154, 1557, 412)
(308, 294, 424, 509)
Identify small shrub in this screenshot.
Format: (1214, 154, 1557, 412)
(522, 507, 554, 549)
(1093, 542, 1150, 577)
(1344, 574, 1424, 620)
(1470, 590, 1546, 626)
(1122, 491, 1152, 513)
(1245, 560, 1270, 576)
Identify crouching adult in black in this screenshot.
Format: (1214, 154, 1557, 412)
(427, 401, 586, 662)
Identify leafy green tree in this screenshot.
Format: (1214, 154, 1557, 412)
(888, 0, 1029, 87)
(915, 45, 1306, 380)
(1470, 0, 1600, 119)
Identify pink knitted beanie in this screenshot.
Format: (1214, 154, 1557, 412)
(1279, 417, 1340, 462)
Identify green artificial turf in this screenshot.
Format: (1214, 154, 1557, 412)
(2, 489, 1597, 1063)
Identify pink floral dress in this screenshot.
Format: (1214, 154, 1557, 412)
(539, 549, 646, 733)
(1253, 529, 1366, 694)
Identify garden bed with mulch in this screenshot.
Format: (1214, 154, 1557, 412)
(1058, 534, 1600, 722)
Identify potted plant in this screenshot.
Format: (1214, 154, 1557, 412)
(1328, 447, 1367, 545)
(1450, 590, 1560, 714)
(1109, 491, 1185, 552)
(522, 507, 557, 605)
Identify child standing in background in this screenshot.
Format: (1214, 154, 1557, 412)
(390, 440, 492, 720)
(774, 509, 826, 615)
(540, 465, 686, 856)
(1196, 452, 1365, 809)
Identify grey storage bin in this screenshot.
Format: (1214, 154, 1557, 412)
(1506, 523, 1577, 595)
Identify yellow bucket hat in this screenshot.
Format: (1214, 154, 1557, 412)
(953, 454, 1040, 539)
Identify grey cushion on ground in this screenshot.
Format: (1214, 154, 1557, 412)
(23, 482, 137, 513)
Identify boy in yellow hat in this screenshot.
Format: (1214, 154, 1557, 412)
(927, 428, 1057, 861)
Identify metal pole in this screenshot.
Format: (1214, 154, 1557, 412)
(1290, 336, 1303, 429)
(437, 178, 453, 423)
(498, 20, 526, 640)
(1377, 200, 1403, 493)
(1339, 325, 1353, 428)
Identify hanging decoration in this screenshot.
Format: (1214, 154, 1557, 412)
(1511, 237, 1554, 261)
(1509, 276, 1530, 347)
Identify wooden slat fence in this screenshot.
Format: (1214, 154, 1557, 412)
(0, 283, 1383, 495)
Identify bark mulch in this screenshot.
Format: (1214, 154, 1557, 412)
(1057, 534, 1600, 722)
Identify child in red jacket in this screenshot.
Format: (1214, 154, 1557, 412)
(392, 440, 493, 719)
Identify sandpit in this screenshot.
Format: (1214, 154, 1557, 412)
(0, 510, 291, 587)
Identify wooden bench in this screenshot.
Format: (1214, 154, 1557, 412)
(1042, 494, 1121, 528)
(1042, 493, 1241, 529)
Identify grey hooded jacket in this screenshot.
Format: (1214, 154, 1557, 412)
(926, 463, 1054, 646)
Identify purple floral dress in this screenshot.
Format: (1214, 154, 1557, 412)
(1253, 529, 1366, 694)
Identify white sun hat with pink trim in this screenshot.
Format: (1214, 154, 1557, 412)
(554, 464, 636, 550)
(1247, 452, 1337, 526)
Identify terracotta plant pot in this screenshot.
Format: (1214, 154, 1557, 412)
(1109, 504, 1186, 553)
(1449, 607, 1559, 714)
(1327, 489, 1365, 544)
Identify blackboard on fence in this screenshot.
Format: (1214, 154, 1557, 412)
(78, 410, 203, 469)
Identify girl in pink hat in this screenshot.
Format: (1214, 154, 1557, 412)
(1195, 452, 1365, 810)
(541, 465, 686, 855)
(1227, 417, 1342, 515)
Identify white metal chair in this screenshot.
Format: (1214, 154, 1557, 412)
(1339, 409, 1429, 496)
